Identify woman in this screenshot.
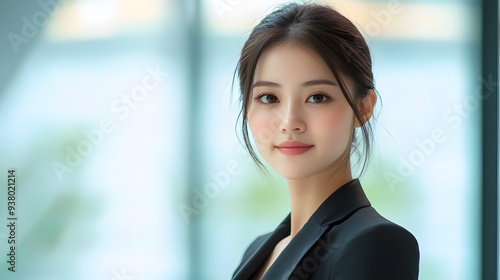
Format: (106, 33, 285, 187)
(231, 2, 419, 280)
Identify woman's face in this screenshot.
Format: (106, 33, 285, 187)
(247, 43, 356, 180)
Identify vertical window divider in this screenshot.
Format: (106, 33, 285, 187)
(481, 0, 499, 279)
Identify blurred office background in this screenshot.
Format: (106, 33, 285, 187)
(0, 0, 495, 279)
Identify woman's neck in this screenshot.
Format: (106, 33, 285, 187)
(286, 168, 353, 238)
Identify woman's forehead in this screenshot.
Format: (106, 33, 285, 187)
(254, 43, 335, 81)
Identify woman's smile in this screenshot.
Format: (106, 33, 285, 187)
(275, 140, 314, 156)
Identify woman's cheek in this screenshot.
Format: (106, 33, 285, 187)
(248, 111, 275, 148)
(317, 112, 353, 143)
(318, 112, 344, 130)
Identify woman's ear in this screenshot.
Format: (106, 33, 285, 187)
(354, 89, 377, 128)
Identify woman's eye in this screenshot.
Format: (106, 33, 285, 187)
(255, 94, 278, 104)
(307, 94, 330, 103)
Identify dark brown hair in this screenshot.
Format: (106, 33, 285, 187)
(234, 2, 378, 179)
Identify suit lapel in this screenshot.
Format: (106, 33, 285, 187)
(232, 215, 290, 280)
(232, 178, 371, 280)
(262, 178, 371, 279)
(262, 218, 330, 280)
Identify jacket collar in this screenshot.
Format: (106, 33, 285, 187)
(232, 178, 371, 280)
(312, 178, 371, 226)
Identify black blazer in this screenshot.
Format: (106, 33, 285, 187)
(232, 178, 420, 280)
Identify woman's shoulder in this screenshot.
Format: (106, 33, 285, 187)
(335, 206, 417, 242)
(340, 209, 419, 253)
(326, 207, 420, 278)
(323, 206, 419, 264)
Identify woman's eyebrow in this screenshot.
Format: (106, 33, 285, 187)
(252, 79, 337, 89)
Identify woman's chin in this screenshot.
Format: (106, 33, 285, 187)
(272, 168, 313, 180)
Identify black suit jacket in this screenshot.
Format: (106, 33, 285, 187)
(232, 178, 420, 280)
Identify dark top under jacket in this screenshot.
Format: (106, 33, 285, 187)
(232, 178, 420, 280)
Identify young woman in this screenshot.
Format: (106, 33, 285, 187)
(231, 2, 420, 280)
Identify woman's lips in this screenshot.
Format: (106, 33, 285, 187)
(276, 145, 313, 156)
(275, 140, 313, 156)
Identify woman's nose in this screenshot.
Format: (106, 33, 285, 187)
(277, 109, 305, 133)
